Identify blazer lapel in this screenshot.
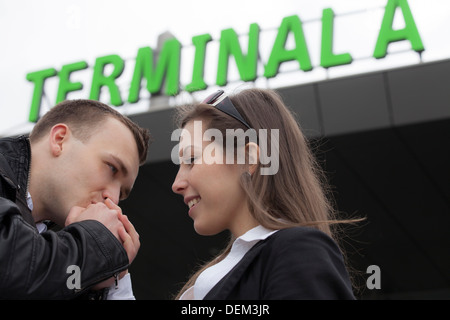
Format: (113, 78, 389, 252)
(204, 239, 267, 300)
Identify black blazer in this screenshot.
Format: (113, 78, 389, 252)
(204, 227, 355, 300)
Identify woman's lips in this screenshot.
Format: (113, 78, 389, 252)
(188, 197, 201, 209)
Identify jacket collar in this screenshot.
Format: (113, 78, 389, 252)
(0, 135, 33, 225)
(0, 135, 31, 196)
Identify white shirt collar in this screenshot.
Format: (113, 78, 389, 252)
(238, 225, 278, 243)
(27, 192, 47, 234)
(26, 192, 33, 211)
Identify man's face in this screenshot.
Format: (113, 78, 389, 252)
(44, 117, 140, 225)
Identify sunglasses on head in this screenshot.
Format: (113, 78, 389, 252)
(201, 90, 251, 129)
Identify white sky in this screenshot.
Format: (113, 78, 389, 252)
(1, 0, 449, 136)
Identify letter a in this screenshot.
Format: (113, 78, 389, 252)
(366, 265, 381, 289)
(373, 0, 424, 59)
(66, 265, 81, 290)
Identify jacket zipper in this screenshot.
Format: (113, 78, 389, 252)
(73, 268, 126, 296)
(114, 272, 119, 289)
(25, 137, 32, 197)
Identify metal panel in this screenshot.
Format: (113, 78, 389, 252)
(317, 73, 391, 137)
(387, 60, 450, 126)
(129, 108, 177, 164)
(278, 84, 322, 138)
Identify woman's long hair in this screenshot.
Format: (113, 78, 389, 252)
(174, 88, 360, 299)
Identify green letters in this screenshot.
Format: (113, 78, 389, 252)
(56, 61, 88, 103)
(185, 34, 212, 92)
(26, 2, 426, 122)
(264, 15, 312, 78)
(216, 23, 260, 86)
(89, 54, 125, 106)
(128, 38, 181, 103)
(128, 47, 151, 103)
(26, 68, 57, 122)
(373, 0, 424, 59)
(321, 8, 352, 68)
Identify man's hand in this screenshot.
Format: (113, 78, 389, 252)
(65, 201, 123, 240)
(68, 199, 141, 291)
(65, 199, 140, 264)
(104, 199, 140, 264)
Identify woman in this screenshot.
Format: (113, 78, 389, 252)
(171, 88, 358, 299)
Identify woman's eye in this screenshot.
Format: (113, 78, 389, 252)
(180, 156, 197, 165)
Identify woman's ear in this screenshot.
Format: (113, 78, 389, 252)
(245, 142, 260, 176)
(49, 124, 70, 157)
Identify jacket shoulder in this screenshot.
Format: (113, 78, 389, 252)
(264, 226, 337, 249)
(260, 226, 345, 271)
(257, 226, 355, 299)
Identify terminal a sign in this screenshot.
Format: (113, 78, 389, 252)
(26, 0, 424, 122)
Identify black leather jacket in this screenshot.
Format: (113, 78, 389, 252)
(0, 136, 129, 299)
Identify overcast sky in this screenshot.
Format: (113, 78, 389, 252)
(1, 0, 449, 136)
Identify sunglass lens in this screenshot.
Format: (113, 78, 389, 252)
(202, 90, 224, 104)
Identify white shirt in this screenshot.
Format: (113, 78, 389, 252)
(179, 225, 278, 300)
(28, 193, 135, 300)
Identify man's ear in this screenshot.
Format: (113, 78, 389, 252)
(245, 142, 260, 176)
(49, 124, 70, 157)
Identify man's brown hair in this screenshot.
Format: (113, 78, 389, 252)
(29, 99, 151, 165)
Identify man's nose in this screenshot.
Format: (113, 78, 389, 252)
(102, 184, 120, 205)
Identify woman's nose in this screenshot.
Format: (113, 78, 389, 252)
(172, 170, 188, 195)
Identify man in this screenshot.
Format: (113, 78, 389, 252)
(0, 99, 150, 299)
